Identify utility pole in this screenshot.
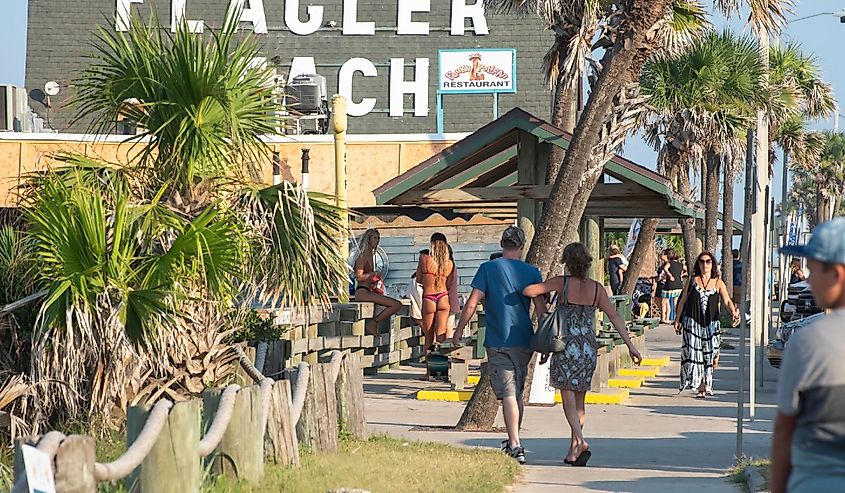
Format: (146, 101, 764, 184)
(748, 26, 770, 420)
(736, 128, 754, 458)
(331, 95, 349, 262)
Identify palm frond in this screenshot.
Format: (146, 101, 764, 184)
(714, 0, 794, 34)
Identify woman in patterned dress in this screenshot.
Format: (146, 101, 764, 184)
(674, 251, 740, 398)
(524, 243, 642, 466)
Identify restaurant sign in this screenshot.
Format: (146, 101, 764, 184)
(438, 49, 516, 94)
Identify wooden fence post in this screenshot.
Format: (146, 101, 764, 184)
(264, 379, 300, 466)
(296, 363, 339, 453)
(203, 385, 264, 484)
(54, 435, 97, 492)
(12, 435, 40, 485)
(126, 399, 201, 493)
(335, 354, 367, 440)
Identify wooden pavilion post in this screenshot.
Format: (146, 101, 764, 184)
(516, 131, 539, 257)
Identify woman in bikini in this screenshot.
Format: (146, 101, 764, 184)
(416, 233, 455, 372)
(353, 228, 402, 335)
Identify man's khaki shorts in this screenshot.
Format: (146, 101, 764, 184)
(486, 346, 533, 399)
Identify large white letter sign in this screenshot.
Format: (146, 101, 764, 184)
(285, 0, 323, 36)
(116, 0, 143, 32)
(343, 0, 375, 35)
(171, 0, 204, 33)
(390, 58, 430, 117)
(288, 57, 318, 83)
(450, 0, 489, 35)
(339, 58, 378, 116)
(397, 0, 430, 35)
(228, 0, 267, 34)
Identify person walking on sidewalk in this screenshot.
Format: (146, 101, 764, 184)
(674, 251, 739, 398)
(772, 218, 845, 493)
(452, 226, 543, 464)
(523, 242, 643, 467)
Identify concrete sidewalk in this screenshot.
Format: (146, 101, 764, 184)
(363, 325, 779, 493)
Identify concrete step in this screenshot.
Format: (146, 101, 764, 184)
(618, 366, 661, 378)
(608, 376, 645, 388)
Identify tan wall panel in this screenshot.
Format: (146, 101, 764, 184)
(2, 138, 459, 207)
(399, 142, 454, 173)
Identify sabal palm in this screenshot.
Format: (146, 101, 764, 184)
(768, 43, 835, 170)
(807, 131, 845, 223)
(71, 12, 279, 202)
(641, 30, 767, 263)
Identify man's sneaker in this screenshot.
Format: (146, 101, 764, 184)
(505, 444, 526, 464)
(500, 439, 509, 452)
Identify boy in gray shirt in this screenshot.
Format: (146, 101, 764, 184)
(773, 218, 845, 493)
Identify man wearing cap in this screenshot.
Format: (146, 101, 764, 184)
(771, 218, 845, 493)
(453, 226, 544, 464)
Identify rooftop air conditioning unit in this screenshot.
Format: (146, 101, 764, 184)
(286, 74, 327, 114)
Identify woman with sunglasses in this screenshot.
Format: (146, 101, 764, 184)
(674, 252, 740, 398)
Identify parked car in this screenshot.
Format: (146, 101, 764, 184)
(780, 281, 822, 323)
(767, 312, 824, 368)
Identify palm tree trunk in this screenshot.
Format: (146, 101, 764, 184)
(456, 0, 673, 430)
(455, 363, 499, 430)
(525, 0, 675, 277)
(721, 163, 735, 290)
(621, 218, 659, 295)
(547, 75, 580, 184)
(678, 164, 700, 269)
(704, 149, 721, 252)
(834, 194, 842, 218)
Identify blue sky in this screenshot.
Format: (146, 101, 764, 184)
(1, 0, 843, 210)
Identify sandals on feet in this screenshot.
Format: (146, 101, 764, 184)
(571, 449, 592, 467)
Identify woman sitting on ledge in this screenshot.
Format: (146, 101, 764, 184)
(353, 228, 402, 335)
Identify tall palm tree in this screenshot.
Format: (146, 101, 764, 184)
(804, 131, 845, 224)
(639, 30, 767, 269)
(767, 42, 836, 172)
(459, 0, 789, 431)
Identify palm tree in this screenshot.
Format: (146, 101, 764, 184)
(805, 131, 845, 224)
(18, 10, 349, 427)
(767, 42, 836, 172)
(457, 0, 791, 432)
(514, 0, 791, 278)
(639, 30, 767, 268)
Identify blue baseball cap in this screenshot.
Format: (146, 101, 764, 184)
(780, 218, 845, 266)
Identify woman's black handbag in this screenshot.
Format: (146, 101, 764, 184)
(530, 277, 569, 353)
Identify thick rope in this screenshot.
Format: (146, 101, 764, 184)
(93, 399, 174, 481)
(259, 377, 273, 431)
(326, 350, 343, 385)
(234, 345, 266, 383)
(198, 384, 241, 457)
(289, 362, 310, 425)
(10, 431, 68, 493)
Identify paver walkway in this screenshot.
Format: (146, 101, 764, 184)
(363, 325, 779, 492)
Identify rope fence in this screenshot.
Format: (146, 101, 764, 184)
(12, 346, 367, 493)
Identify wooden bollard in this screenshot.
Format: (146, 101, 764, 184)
(264, 380, 300, 466)
(335, 355, 367, 440)
(235, 345, 258, 386)
(55, 435, 97, 492)
(126, 400, 201, 493)
(203, 385, 264, 484)
(296, 363, 339, 453)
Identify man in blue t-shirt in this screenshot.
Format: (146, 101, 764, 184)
(453, 226, 544, 464)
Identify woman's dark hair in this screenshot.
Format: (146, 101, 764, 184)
(562, 242, 593, 279)
(692, 251, 720, 278)
(430, 232, 447, 243)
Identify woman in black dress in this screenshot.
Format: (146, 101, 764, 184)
(674, 251, 740, 398)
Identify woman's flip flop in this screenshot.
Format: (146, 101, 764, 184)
(571, 450, 591, 467)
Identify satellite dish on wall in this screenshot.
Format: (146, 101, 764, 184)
(44, 81, 60, 96)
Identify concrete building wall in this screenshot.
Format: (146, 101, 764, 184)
(0, 134, 463, 207)
(25, 0, 553, 134)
